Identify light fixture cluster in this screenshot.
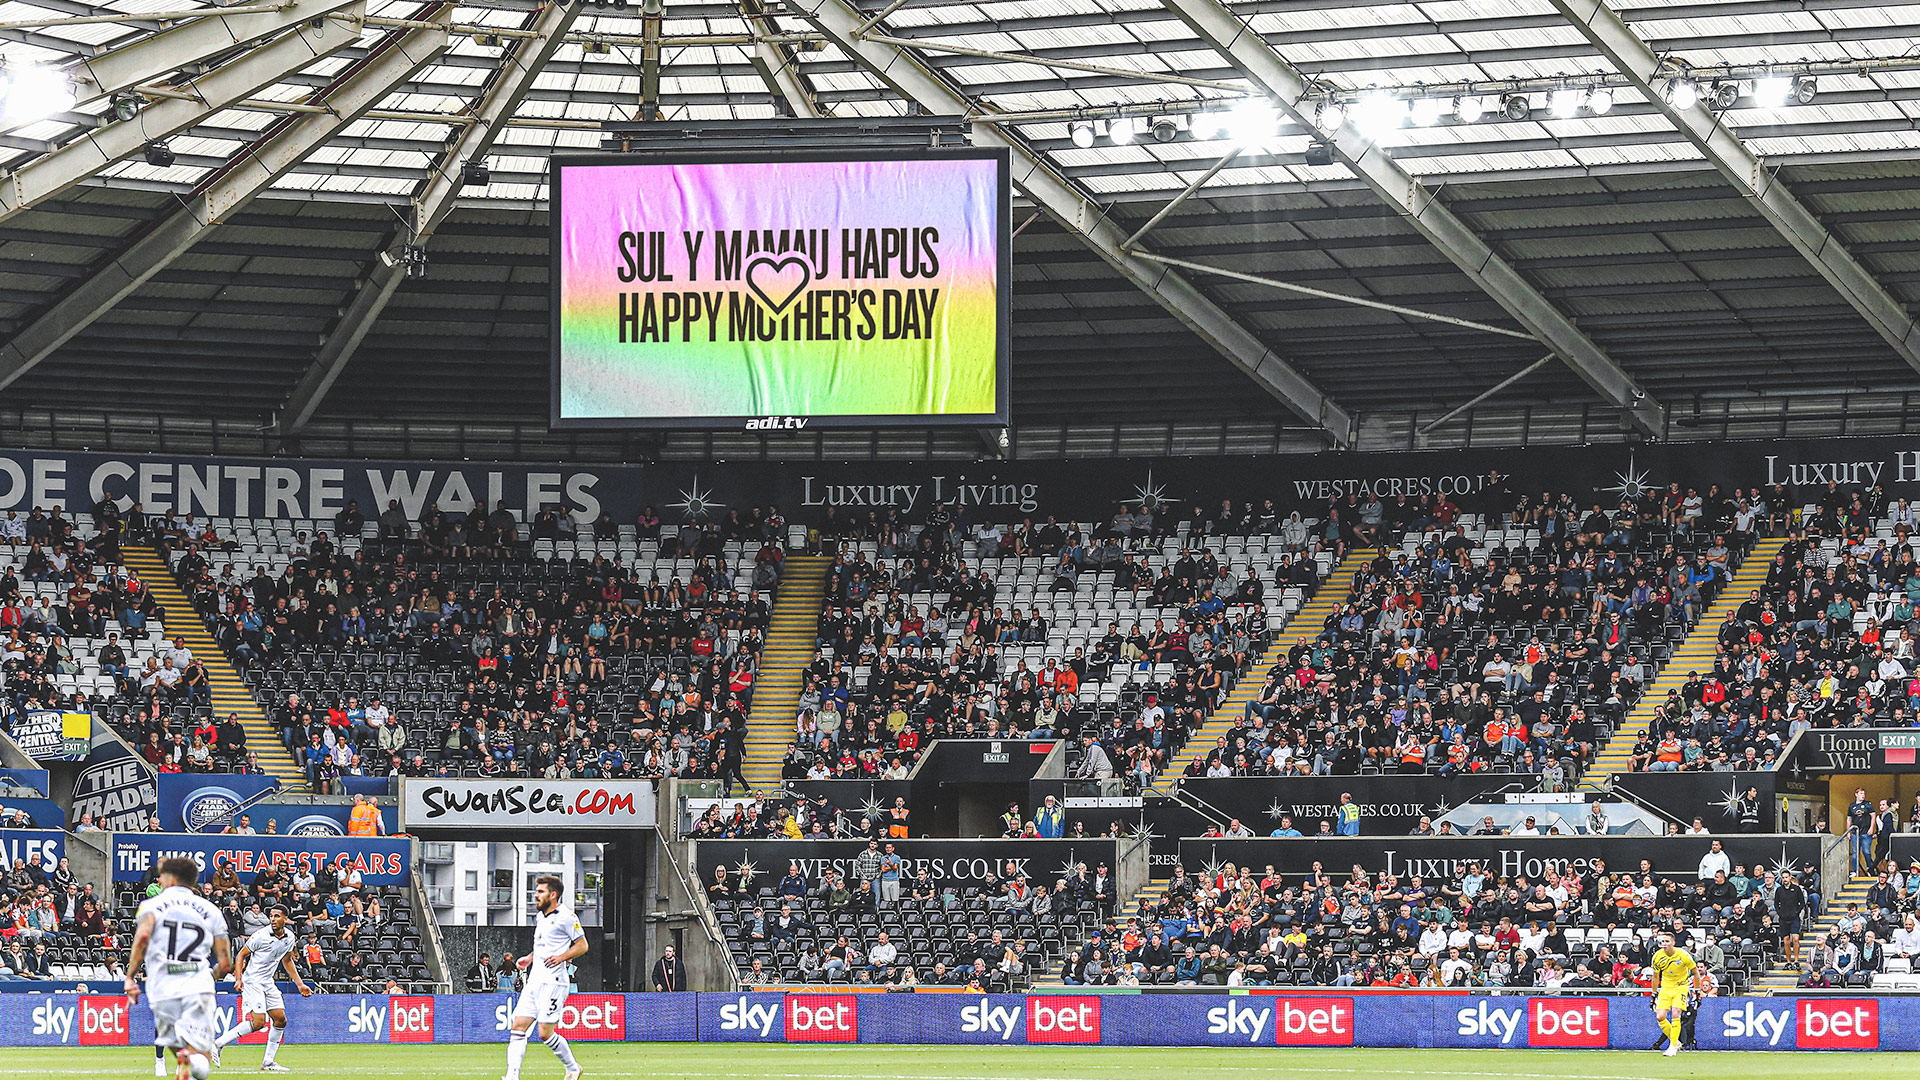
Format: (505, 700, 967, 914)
(1665, 72, 1817, 110)
(1064, 67, 1824, 152)
(1068, 113, 1198, 148)
(0, 64, 78, 128)
(1314, 85, 1611, 137)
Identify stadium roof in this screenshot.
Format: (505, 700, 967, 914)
(1, 0, 1919, 455)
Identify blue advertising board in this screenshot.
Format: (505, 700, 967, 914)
(111, 834, 410, 885)
(0, 829, 63, 873)
(67, 742, 156, 832)
(0, 991, 1907, 1050)
(157, 774, 281, 833)
(239, 801, 399, 837)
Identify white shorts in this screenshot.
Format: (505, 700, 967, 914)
(152, 994, 218, 1053)
(511, 983, 570, 1025)
(241, 983, 285, 1017)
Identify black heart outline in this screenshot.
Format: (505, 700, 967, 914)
(744, 254, 812, 315)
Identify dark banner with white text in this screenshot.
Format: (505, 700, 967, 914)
(7, 434, 1920, 527)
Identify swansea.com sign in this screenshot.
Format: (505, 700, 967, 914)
(399, 779, 657, 829)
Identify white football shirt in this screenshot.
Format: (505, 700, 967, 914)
(135, 886, 229, 1001)
(240, 927, 298, 989)
(526, 904, 584, 987)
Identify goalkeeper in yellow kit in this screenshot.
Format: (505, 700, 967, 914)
(1649, 931, 1697, 1057)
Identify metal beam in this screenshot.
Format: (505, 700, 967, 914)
(1552, 0, 1920, 375)
(279, 1, 573, 436)
(1419, 356, 1553, 435)
(797, 0, 1354, 443)
(742, 0, 822, 118)
(68, 0, 362, 108)
(1158, 0, 1666, 437)
(1134, 252, 1538, 340)
(0, 16, 448, 396)
(637, 3, 664, 122)
(0, 10, 362, 223)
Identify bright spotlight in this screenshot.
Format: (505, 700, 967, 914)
(1754, 74, 1792, 106)
(3, 65, 76, 125)
(1668, 78, 1698, 109)
(1455, 95, 1486, 123)
(1224, 99, 1277, 145)
(1315, 100, 1345, 133)
(1588, 87, 1613, 114)
(1069, 121, 1095, 148)
(1549, 87, 1582, 118)
(1108, 117, 1135, 144)
(1409, 96, 1443, 127)
(1353, 89, 1407, 140)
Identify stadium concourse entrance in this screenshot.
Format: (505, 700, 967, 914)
(399, 779, 687, 993)
(409, 820, 660, 991)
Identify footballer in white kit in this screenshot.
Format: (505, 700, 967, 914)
(215, 904, 313, 1072)
(504, 876, 588, 1080)
(127, 857, 233, 1080)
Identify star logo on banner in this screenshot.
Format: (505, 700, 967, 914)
(858, 786, 884, 821)
(1428, 796, 1454, 818)
(1127, 815, 1161, 844)
(1770, 844, 1803, 880)
(1055, 847, 1082, 883)
(668, 474, 725, 519)
(1600, 451, 1655, 502)
(1125, 469, 1170, 512)
(1710, 784, 1742, 817)
(1266, 799, 1289, 820)
(733, 859, 759, 887)
(1199, 845, 1227, 882)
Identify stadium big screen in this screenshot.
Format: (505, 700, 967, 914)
(550, 147, 1011, 428)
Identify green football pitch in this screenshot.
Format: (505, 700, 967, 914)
(16, 1043, 1911, 1079)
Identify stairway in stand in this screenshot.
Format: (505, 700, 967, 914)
(1581, 536, 1786, 790)
(1149, 547, 1378, 788)
(121, 545, 308, 790)
(1756, 871, 1872, 990)
(741, 555, 834, 791)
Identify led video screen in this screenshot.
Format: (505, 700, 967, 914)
(551, 148, 1010, 429)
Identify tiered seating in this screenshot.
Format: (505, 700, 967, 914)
(711, 886, 1099, 988)
(781, 520, 1331, 787)
(1628, 499, 1915, 774)
(1088, 858, 1810, 991)
(151, 514, 773, 784)
(110, 881, 431, 990)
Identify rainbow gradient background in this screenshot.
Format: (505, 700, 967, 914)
(555, 157, 1002, 421)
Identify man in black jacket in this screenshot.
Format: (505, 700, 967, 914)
(651, 945, 686, 992)
(466, 953, 495, 993)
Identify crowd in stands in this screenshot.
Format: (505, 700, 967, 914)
(707, 838, 1115, 989)
(1630, 482, 1920, 775)
(1067, 849, 1809, 992)
(1801, 862, 1920, 987)
(151, 499, 782, 790)
(110, 852, 431, 992)
(1167, 478, 1756, 786)
(780, 505, 1313, 789)
(0, 851, 116, 982)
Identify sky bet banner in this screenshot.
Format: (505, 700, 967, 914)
(0, 991, 1912, 1049)
(111, 833, 409, 885)
(551, 149, 1010, 428)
